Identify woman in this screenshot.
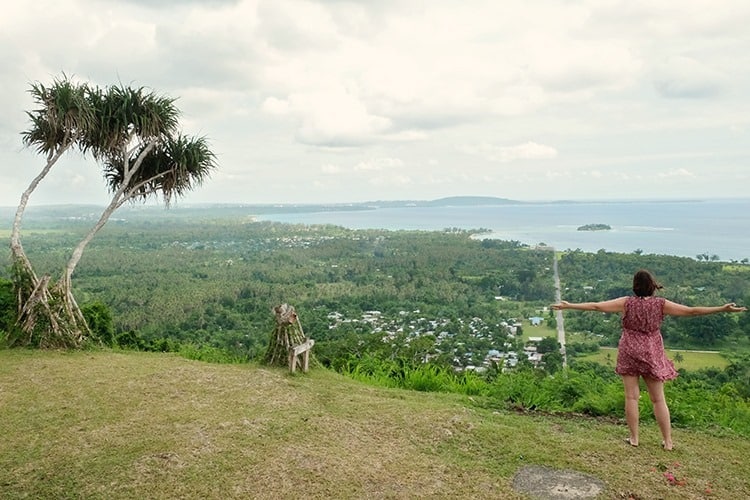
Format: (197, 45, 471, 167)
(551, 269, 746, 450)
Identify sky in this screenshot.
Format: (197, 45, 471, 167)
(1, 0, 749, 207)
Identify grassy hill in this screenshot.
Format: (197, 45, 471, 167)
(1, 350, 749, 499)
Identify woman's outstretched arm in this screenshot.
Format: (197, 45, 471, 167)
(551, 297, 627, 313)
(663, 301, 747, 317)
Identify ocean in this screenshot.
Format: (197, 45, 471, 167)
(259, 198, 750, 262)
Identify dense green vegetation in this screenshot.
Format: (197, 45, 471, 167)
(576, 223, 611, 231)
(3, 207, 555, 355)
(2, 205, 750, 437)
(556, 250, 750, 348)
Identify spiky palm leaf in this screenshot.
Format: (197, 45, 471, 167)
(81, 85, 180, 159)
(20, 76, 94, 155)
(104, 134, 217, 203)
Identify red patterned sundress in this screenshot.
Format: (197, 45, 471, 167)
(615, 296, 678, 381)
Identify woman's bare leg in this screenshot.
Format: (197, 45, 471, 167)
(622, 375, 640, 446)
(644, 376, 673, 450)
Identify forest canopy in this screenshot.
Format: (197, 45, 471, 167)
(3, 204, 748, 357)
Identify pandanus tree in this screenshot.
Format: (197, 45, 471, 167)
(9, 75, 217, 348)
(11, 78, 93, 304)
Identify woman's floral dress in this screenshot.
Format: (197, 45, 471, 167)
(615, 296, 678, 381)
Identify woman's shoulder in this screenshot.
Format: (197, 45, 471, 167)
(626, 295, 665, 305)
(649, 296, 667, 309)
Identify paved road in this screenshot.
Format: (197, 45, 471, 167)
(550, 248, 567, 368)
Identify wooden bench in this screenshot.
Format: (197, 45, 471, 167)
(288, 338, 315, 373)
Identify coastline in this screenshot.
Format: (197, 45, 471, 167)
(3, 199, 749, 262)
(258, 199, 750, 262)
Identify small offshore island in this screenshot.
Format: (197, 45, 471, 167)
(577, 223, 611, 231)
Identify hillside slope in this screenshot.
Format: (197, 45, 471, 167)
(1, 350, 748, 499)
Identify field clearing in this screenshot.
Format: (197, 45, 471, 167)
(0, 228, 70, 237)
(722, 264, 750, 272)
(520, 322, 557, 340)
(577, 347, 729, 371)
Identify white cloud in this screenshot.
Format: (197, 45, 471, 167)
(462, 141, 558, 163)
(368, 174, 412, 187)
(279, 86, 393, 147)
(354, 158, 404, 171)
(657, 168, 696, 178)
(320, 164, 343, 174)
(526, 36, 642, 94)
(653, 56, 727, 99)
(0, 0, 749, 205)
(261, 97, 290, 116)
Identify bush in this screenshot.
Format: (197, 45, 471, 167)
(401, 364, 449, 392)
(115, 330, 149, 350)
(447, 370, 490, 396)
(81, 301, 115, 346)
(344, 355, 400, 388)
(570, 381, 623, 417)
(0, 278, 17, 338)
(150, 337, 180, 352)
(488, 369, 559, 411)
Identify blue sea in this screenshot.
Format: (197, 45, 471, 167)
(259, 198, 750, 262)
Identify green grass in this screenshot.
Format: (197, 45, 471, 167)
(1, 350, 749, 499)
(722, 264, 750, 272)
(578, 347, 730, 371)
(521, 323, 557, 341)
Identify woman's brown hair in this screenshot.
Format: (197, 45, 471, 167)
(632, 269, 663, 297)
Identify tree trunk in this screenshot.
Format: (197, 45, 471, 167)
(6, 140, 157, 349)
(63, 194, 122, 288)
(10, 145, 71, 260)
(264, 304, 308, 367)
(8, 143, 84, 348)
(9, 266, 87, 349)
(10, 146, 71, 294)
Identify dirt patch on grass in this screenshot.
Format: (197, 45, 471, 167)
(513, 465, 606, 499)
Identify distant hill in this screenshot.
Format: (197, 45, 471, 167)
(333, 196, 519, 209)
(422, 196, 518, 206)
(0, 196, 522, 222)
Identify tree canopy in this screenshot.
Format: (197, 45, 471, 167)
(8, 75, 217, 348)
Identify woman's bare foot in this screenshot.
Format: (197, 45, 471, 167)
(661, 441, 673, 451)
(624, 437, 638, 447)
